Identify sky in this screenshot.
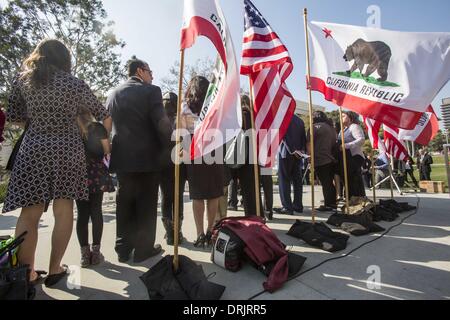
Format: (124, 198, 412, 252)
(2, 0, 448, 122)
(101, 0, 450, 124)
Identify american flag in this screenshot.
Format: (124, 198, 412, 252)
(364, 116, 409, 161)
(240, 0, 296, 167)
(383, 124, 409, 161)
(363, 117, 386, 153)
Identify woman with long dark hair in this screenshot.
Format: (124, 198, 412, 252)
(181, 76, 224, 248)
(4, 39, 111, 286)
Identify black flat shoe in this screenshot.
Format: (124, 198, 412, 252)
(278, 208, 294, 215)
(44, 265, 69, 288)
(30, 270, 47, 286)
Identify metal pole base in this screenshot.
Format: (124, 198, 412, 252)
(371, 174, 403, 195)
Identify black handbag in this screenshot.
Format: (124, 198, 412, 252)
(0, 232, 32, 300)
(6, 124, 28, 171)
(0, 265, 30, 300)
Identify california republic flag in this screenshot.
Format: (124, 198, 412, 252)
(181, 0, 241, 159)
(398, 105, 439, 146)
(308, 21, 450, 129)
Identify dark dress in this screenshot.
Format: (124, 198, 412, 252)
(187, 150, 224, 200)
(4, 71, 109, 213)
(84, 123, 114, 194)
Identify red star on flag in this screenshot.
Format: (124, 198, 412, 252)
(322, 28, 333, 39)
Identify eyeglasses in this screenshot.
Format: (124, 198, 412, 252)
(141, 67, 153, 75)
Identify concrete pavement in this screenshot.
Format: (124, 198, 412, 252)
(0, 188, 449, 300)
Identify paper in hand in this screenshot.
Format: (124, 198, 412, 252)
(293, 150, 310, 159)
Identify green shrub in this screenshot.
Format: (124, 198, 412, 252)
(0, 181, 8, 204)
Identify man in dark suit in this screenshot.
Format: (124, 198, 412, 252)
(419, 148, 433, 180)
(106, 58, 171, 263)
(275, 114, 306, 215)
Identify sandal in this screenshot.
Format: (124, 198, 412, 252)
(193, 233, 206, 248)
(44, 265, 69, 288)
(205, 231, 213, 248)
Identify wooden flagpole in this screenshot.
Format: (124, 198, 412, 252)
(388, 152, 395, 199)
(371, 148, 377, 212)
(173, 49, 185, 272)
(338, 107, 350, 214)
(303, 8, 316, 223)
(249, 78, 262, 217)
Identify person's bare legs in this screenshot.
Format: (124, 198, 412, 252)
(48, 199, 73, 275)
(15, 203, 45, 281)
(206, 197, 220, 233)
(192, 199, 205, 237)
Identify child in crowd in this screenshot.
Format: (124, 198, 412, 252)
(76, 109, 114, 267)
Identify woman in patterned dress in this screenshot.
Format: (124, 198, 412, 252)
(4, 39, 111, 286)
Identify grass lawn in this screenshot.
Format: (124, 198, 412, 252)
(431, 154, 446, 165)
(430, 166, 449, 192)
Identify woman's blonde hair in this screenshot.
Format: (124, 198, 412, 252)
(21, 39, 71, 87)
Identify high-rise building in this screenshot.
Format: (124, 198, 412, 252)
(442, 97, 450, 132)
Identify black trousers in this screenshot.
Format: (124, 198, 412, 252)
(316, 163, 337, 208)
(362, 172, 372, 188)
(76, 192, 104, 247)
(349, 155, 366, 197)
(405, 169, 418, 186)
(232, 164, 263, 216)
(339, 150, 366, 198)
(228, 170, 239, 207)
(115, 172, 159, 257)
(420, 168, 431, 181)
(260, 173, 273, 212)
(159, 163, 186, 221)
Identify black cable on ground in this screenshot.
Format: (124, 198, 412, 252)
(248, 195, 421, 300)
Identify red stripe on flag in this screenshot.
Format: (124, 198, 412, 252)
(253, 67, 278, 110)
(181, 16, 227, 69)
(243, 32, 281, 43)
(241, 57, 292, 74)
(416, 106, 439, 145)
(309, 77, 422, 130)
(242, 45, 289, 58)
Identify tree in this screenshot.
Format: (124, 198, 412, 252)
(0, 0, 126, 103)
(0, 0, 125, 183)
(429, 130, 446, 152)
(160, 57, 215, 94)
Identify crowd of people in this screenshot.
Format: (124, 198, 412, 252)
(1, 39, 438, 287)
